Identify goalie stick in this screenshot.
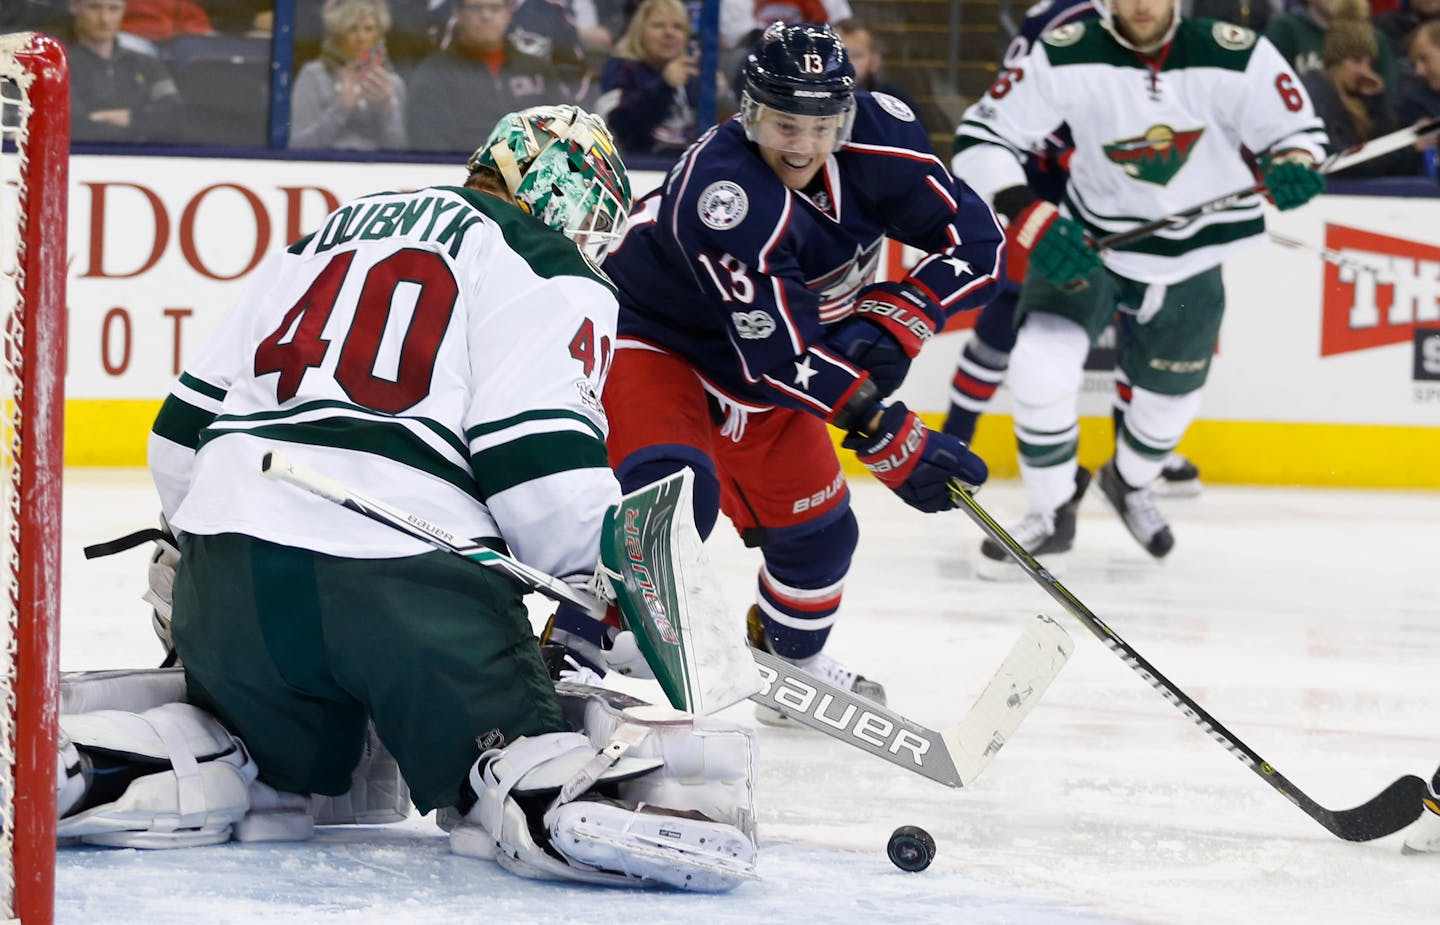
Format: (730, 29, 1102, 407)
(260, 449, 1073, 788)
(951, 483, 1428, 841)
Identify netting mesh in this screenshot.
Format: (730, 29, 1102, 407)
(0, 35, 33, 919)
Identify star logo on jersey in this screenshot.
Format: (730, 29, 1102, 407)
(943, 257, 973, 277)
(793, 355, 818, 389)
(1102, 125, 1205, 186)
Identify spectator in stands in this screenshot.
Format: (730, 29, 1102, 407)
(406, 0, 563, 151)
(1265, 0, 1399, 95)
(596, 0, 703, 154)
(1398, 21, 1440, 143)
(1375, 0, 1440, 54)
(120, 0, 213, 43)
(204, 0, 274, 35)
(508, 0, 595, 102)
(834, 17, 917, 112)
(1189, 0, 1274, 32)
(64, 0, 185, 143)
(291, 0, 408, 150)
(0, 0, 68, 32)
(1300, 0, 1419, 173)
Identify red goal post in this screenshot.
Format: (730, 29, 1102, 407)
(0, 30, 67, 925)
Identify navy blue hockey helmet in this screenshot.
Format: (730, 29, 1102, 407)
(743, 22, 856, 117)
(741, 22, 857, 154)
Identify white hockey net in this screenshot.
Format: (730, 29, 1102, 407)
(0, 31, 66, 925)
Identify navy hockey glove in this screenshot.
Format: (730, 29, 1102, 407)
(841, 402, 988, 513)
(1261, 150, 1325, 211)
(825, 281, 945, 395)
(1005, 200, 1101, 289)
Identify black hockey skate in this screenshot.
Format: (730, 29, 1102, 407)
(1154, 453, 1202, 498)
(978, 466, 1091, 581)
(1099, 460, 1174, 558)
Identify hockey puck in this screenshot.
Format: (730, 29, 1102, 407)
(887, 825, 936, 872)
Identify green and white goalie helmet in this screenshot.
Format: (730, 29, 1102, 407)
(468, 104, 632, 264)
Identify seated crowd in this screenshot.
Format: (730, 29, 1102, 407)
(8, 0, 1436, 172)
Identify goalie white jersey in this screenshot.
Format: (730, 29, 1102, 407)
(953, 18, 1328, 283)
(149, 185, 621, 586)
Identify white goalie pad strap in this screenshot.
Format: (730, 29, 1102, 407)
(452, 732, 667, 888)
(577, 696, 758, 837)
(59, 667, 188, 715)
(58, 703, 258, 849)
(56, 731, 86, 819)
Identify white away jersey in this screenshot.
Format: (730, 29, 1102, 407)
(149, 185, 620, 587)
(953, 18, 1328, 283)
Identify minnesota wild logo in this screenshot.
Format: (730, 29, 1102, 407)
(1102, 125, 1205, 186)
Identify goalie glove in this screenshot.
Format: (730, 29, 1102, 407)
(140, 516, 181, 664)
(1260, 149, 1324, 211)
(842, 402, 988, 513)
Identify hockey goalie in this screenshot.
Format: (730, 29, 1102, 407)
(54, 102, 759, 892)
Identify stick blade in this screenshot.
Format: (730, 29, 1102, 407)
(1316, 774, 1429, 842)
(944, 613, 1074, 786)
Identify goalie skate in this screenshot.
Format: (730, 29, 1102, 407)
(549, 798, 759, 890)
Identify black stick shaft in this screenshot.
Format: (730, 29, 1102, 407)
(954, 486, 1426, 841)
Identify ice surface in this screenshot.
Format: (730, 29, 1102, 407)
(58, 469, 1437, 924)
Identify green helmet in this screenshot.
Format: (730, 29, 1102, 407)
(468, 105, 632, 265)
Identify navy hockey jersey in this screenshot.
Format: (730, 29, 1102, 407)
(605, 92, 1005, 418)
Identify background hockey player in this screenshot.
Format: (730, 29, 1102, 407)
(951, 0, 1327, 575)
(942, 0, 1202, 498)
(56, 104, 760, 891)
(552, 22, 1002, 718)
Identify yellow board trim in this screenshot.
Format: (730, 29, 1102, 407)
(66, 399, 1440, 489)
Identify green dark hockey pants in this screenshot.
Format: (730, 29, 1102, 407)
(171, 532, 565, 813)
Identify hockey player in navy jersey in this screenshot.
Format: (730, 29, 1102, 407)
(545, 22, 1004, 716)
(942, 0, 1203, 498)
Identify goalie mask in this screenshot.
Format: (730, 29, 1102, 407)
(468, 105, 632, 264)
(740, 22, 857, 155)
(1097, 0, 1182, 54)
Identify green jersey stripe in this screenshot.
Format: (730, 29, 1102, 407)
(471, 431, 609, 499)
(152, 395, 219, 450)
(199, 416, 482, 498)
(467, 409, 605, 444)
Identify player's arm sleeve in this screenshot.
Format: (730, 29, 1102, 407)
(147, 254, 286, 520)
(857, 113, 1005, 320)
(676, 197, 874, 423)
(465, 272, 620, 588)
(951, 47, 1067, 204)
(1240, 38, 1329, 162)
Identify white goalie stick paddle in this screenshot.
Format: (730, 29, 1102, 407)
(261, 449, 1074, 788)
(951, 482, 1429, 841)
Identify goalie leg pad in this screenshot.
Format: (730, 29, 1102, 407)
(59, 667, 187, 715)
(57, 702, 258, 849)
(453, 693, 758, 891)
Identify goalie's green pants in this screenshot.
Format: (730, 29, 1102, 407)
(171, 532, 565, 813)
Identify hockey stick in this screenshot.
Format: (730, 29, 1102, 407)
(260, 449, 1073, 788)
(1266, 230, 1389, 279)
(1093, 117, 1440, 254)
(950, 482, 1427, 841)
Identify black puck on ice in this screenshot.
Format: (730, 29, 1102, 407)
(887, 825, 936, 872)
